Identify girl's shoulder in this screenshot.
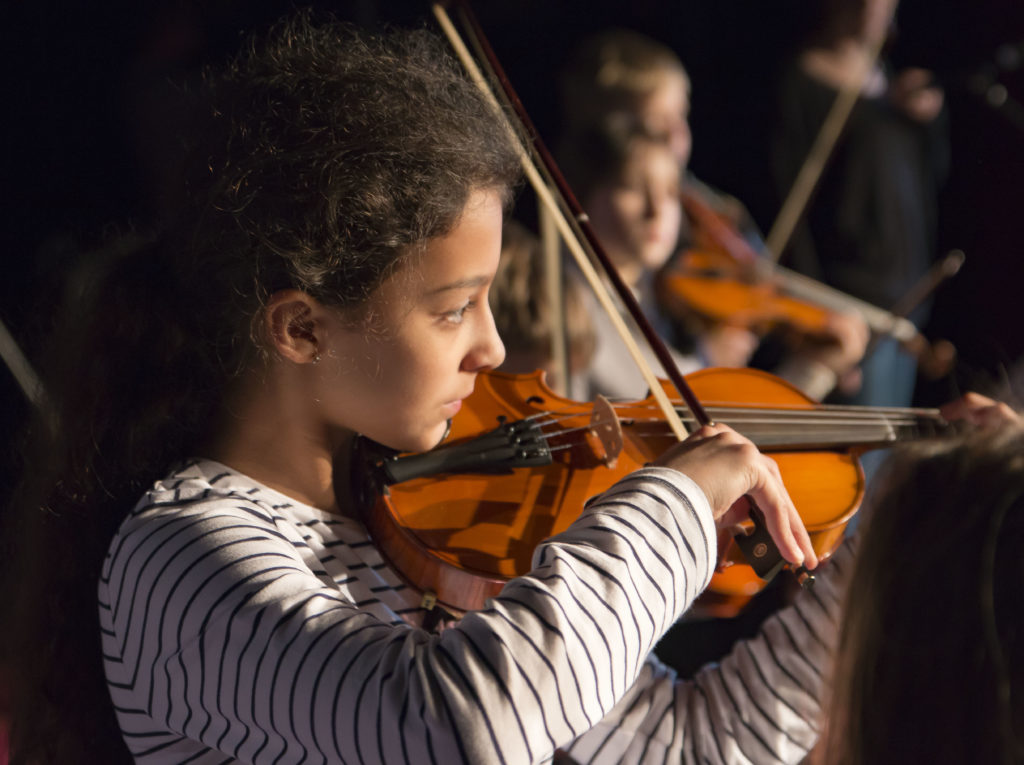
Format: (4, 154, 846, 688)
(130, 459, 285, 520)
(105, 459, 381, 588)
(121, 459, 357, 537)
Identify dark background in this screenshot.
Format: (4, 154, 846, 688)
(3, 0, 1023, 500)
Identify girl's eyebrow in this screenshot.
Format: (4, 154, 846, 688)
(426, 275, 490, 295)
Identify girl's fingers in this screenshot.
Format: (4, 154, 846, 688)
(745, 457, 817, 569)
(658, 424, 817, 569)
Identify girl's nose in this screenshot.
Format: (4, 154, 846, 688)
(462, 306, 506, 372)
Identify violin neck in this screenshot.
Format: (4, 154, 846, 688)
(695, 405, 951, 453)
(765, 262, 919, 343)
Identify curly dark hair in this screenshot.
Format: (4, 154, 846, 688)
(3, 11, 520, 763)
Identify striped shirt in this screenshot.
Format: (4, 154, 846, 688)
(99, 459, 847, 764)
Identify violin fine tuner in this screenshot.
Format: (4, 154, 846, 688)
(731, 500, 815, 588)
(793, 565, 815, 587)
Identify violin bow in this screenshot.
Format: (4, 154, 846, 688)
(862, 249, 964, 376)
(538, 200, 570, 396)
(763, 23, 890, 263)
(434, 1, 807, 584)
(0, 315, 46, 412)
(433, 1, 700, 439)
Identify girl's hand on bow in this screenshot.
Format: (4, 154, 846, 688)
(654, 423, 818, 570)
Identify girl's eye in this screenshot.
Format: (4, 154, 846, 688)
(442, 301, 475, 324)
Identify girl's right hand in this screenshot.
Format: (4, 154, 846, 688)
(653, 423, 818, 571)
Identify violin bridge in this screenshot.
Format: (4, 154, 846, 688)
(585, 395, 624, 468)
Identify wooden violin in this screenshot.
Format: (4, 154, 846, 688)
(657, 186, 958, 378)
(350, 368, 949, 616)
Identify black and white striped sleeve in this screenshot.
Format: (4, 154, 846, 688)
(563, 536, 855, 764)
(100, 466, 715, 764)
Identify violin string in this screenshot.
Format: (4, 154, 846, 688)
(545, 441, 579, 453)
(521, 396, 941, 416)
(509, 400, 945, 454)
(530, 401, 939, 423)
(594, 394, 924, 414)
(621, 407, 935, 424)
(592, 402, 944, 429)
(531, 429, 608, 450)
(538, 423, 604, 439)
(780, 402, 942, 416)
(520, 406, 939, 431)
(608, 399, 941, 416)
(530, 416, 932, 446)
(729, 414, 926, 423)
(649, 405, 938, 424)
(528, 420, 925, 452)
(695, 403, 938, 418)
(623, 414, 932, 429)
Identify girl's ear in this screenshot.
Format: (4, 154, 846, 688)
(264, 289, 322, 364)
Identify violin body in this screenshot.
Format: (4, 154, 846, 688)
(659, 248, 834, 338)
(657, 185, 831, 337)
(358, 368, 870, 615)
(661, 186, 925, 348)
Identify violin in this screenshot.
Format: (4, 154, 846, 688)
(350, 368, 949, 617)
(658, 187, 957, 377)
(659, 248, 837, 339)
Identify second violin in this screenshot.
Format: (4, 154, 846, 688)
(658, 186, 958, 378)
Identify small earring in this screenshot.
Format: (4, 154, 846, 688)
(312, 350, 321, 365)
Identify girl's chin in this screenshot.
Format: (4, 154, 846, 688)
(423, 421, 452, 451)
(644, 251, 674, 271)
(385, 421, 452, 455)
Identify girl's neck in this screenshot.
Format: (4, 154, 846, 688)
(206, 372, 356, 516)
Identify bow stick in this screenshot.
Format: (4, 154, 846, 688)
(433, 1, 810, 583)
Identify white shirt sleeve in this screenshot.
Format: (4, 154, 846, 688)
(101, 465, 846, 765)
(564, 537, 853, 764)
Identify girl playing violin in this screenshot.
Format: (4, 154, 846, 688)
(556, 29, 869, 403)
(4, 12, 901, 765)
